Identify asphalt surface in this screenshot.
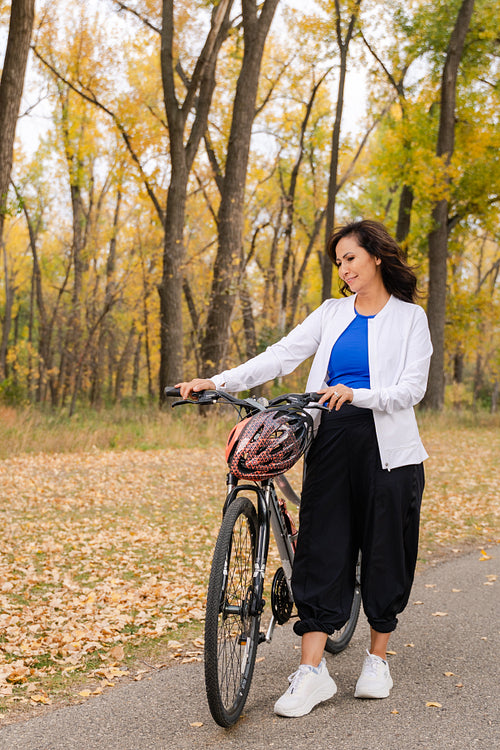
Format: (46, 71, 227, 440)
(0, 547, 498, 750)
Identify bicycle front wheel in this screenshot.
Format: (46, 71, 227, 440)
(204, 496, 260, 727)
(325, 553, 362, 654)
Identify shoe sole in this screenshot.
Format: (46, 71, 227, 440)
(274, 682, 337, 718)
(354, 678, 393, 699)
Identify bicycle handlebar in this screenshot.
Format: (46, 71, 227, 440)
(164, 386, 326, 416)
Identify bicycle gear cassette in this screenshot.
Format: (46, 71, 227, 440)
(271, 566, 293, 625)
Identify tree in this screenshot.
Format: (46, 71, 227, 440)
(424, 0, 475, 410)
(0, 0, 36, 378)
(158, 0, 234, 395)
(200, 0, 280, 374)
(321, 0, 362, 301)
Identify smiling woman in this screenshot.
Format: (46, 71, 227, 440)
(176, 219, 434, 717)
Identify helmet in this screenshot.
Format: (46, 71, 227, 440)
(225, 407, 313, 480)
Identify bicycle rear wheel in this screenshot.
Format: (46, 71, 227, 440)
(204, 496, 260, 727)
(325, 553, 362, 654)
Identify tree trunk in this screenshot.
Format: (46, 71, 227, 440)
(395, 184, 414, 249)
(200, 0, 280, 374)
(321, 0, 362, 301)
(0, 246, 15, 379)
(453, 346, 464, 383)
(239, 277, 257, 360)
(91, 188, 121, 407)
(115, 325, 136, 402)
(0, 0, 35, 379)
(0, 0, 35, 243)
(158, 168, 188, 391)
(280, 69, 329, 326)
(158, 0, 233, 400)
(424, 0, 475, 410)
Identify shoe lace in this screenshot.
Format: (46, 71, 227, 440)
(364, 650, 384, 678)
(287, 665, 311, 694)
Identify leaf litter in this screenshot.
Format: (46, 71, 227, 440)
(0, 424, 498, 710)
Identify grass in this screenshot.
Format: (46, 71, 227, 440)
(0, 402, 237, 458)
(0, 403, 498, 720)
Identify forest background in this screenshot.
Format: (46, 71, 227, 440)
(0, 0, 499, 714)
(0, 0, 498, 415)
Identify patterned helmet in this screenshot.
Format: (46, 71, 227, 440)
(225, 407, 313, 480)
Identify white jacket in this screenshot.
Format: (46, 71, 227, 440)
(211, 294, 433, 470)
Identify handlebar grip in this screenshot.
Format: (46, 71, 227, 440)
(308, 392, 322, 402)
(164, 387, 181, 397)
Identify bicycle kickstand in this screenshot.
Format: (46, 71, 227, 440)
(263, 615, 277, 643)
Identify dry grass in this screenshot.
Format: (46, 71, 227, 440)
(0, 404, 236, 458)
(0, 404, 498, 719)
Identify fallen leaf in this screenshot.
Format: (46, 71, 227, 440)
(432, 611, 448, 617)
(78, 690, 92, 697)
(405, 643, 415, 648)
(109, 645, 125, 661)
(6, 667, 29, 684)
(30, 694, 52, 704)
(452, 588, 461, 593)
(455, 683, 463, 688)
(426, 701, 442, 708)
(386, 650, 397, 655)
(444, 671, 455, 677)
(390, 709, 399, 715)
(413, 601, 424, 605)
(190, 722, 203, 728)
(167, 640, 183, 650)
(479, 549, 492, 561)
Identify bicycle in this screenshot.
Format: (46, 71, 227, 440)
(165, 387, 361, 727)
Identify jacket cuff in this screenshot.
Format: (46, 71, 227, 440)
(210, 373, 227, 389)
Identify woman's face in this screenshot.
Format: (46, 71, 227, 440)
(335, 235, 383, 295)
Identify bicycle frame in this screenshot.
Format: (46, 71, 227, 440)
(223, 471, 298, 644)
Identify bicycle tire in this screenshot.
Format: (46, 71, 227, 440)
(325, 555, 362, 654)
(204, 496, 261, 727)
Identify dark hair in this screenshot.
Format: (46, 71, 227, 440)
(327, 219, 419, 303)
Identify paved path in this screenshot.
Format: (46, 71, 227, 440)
(0, 547, 498, 750)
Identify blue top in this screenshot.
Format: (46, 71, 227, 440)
(326, 309, 375, 388)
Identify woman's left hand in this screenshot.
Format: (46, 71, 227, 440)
(317, 385, 354, 411)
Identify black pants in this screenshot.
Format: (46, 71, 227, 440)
(291, 404, 424, 636)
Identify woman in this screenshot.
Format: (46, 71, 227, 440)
(177, 219, 432, 718)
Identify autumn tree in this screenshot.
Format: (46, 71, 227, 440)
(199, 0, 280, 375)
(0, 0, 36, 379)
(320, 0, 362, 301)
(424, 0, 476, 410)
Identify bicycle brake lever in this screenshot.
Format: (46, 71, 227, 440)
(308, 402, 330, 412)
(170, 398, 197, 408)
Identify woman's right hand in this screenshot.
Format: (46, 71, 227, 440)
(175, 378, 216, 400)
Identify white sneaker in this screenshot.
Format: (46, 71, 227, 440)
(274, 658, 337, 717)
(354, 650, 393, 699)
